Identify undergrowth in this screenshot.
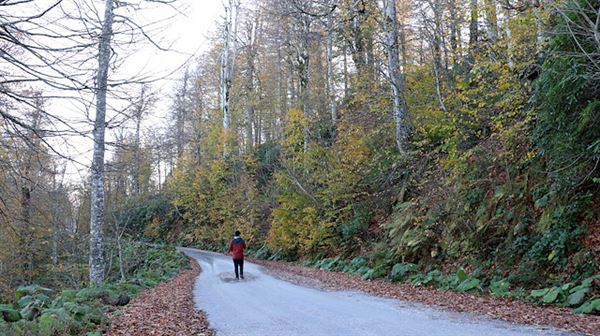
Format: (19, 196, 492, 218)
(0, 244, 188, 336)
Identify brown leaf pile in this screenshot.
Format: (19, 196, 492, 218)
(252, 259, 600, 335)
(103, 258, 214, 336)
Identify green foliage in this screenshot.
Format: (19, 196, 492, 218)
(489, 279, 511, 297)
(0, 245, 189, 335)
(410, 270, 443, 287)
(38, 308, 74, 336)
(573, 298, 600, 314)
(454, 268, 481, 292)
(529, 275, 599, 313)
(456, 278, 481, 292)
(338, 203, 371, 241)
(345, 256, 368, 274)
(389, 263, 418, 282)
(314, 257, 341, 271)
(0, 304, 22, 322)
(15, 285, 53, 301)
(118, 195, 180, 240)
(252, 245, 271, 260)
(384, 201, 438, 261)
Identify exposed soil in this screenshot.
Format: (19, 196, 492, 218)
(103, 258, 214, 336)
(252, 259, 600, 336)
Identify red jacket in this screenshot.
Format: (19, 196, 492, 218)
(229, 237, 246, 260)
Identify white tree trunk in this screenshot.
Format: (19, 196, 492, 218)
(132, 86, 146, 194)
(89, 0, 114, 286)
(221, 3, 232, 132)
(326, 14, 337, 129)
(503, 5, 514, 68)
(245, 16, 258, 153)
(384, 0, 409, 153)
(221, 0, 239, 156)
(343, 44, 348, 99)
(533, 0, 544, 48)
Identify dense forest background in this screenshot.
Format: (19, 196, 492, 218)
(1, 0, 599, 314)
(152, 0, 599, 289)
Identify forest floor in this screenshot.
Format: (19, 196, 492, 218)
(251, 259, 600, 335)
(103, 258, 214, 336)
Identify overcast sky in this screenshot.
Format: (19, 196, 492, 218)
(53, 0, 223, 183)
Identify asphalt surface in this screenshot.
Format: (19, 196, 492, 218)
(181, 248, 575, 336)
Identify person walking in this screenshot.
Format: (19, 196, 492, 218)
(229, 230, 246, 280)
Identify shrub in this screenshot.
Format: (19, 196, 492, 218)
(489, 279, 511, 297)
(389, 263, 418, 282)
(529, 275, 600, 312)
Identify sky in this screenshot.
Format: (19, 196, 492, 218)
(50, 0, 224, 183)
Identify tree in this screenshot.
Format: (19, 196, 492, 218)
(242, 9, 261, 153)
(383, 0, 409, 153)
(325, 1, 338, 130)
(89, 0, 115, 286)
(221, 0, 240, 157)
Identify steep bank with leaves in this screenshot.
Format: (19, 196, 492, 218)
(127, 0, 599, 314)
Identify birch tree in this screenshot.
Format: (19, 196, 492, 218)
(326, 5, 337, 129)
(383, 0, 409, 153)
(221, 0, 240, 157)
(243, 12, 260, 152)
(131, 85, 156, 194)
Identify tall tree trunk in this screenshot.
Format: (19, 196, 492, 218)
(297, 44, 310, 151)
(20, 103, 43, 279)
(503, 4, 514, 68)
(532, 0, 544, 51)
(326, 13, 337, 131)
(176, 71, 188, 159)
(343, 43, 348, 99)
(431, 0, 447, 97)
(51, 173, 60, 266)
(90, 0, 114, 286)
(291, 10, 311, 151)
(192, 75, 204, 163)
(484, 0, 498, 43)
(221, 1, 234, 156)
(20, 162, 33, 278)
(287, 52, 297, 104)
(245, 17, 258, 153)
(349, 0, 368, 73)
(276, 37, 287, 120)
(469, 0, 479, 49)
(449, 0, 460, 66)
(384, 0, 409, 153)
(132, 86, 145, 194)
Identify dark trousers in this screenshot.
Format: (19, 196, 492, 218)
(233, 259, 244, 278)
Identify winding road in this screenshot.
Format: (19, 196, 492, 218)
(181, 248, 575, 336)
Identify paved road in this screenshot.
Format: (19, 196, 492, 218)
(181, 248, 575, 336)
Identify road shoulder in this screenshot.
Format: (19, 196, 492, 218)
(103, 257, 214, 336)
(252, 259, 599, 335)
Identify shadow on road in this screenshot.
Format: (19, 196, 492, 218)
(218, 272, 257, 283)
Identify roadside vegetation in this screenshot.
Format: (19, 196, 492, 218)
(0, 244, 188, 336)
